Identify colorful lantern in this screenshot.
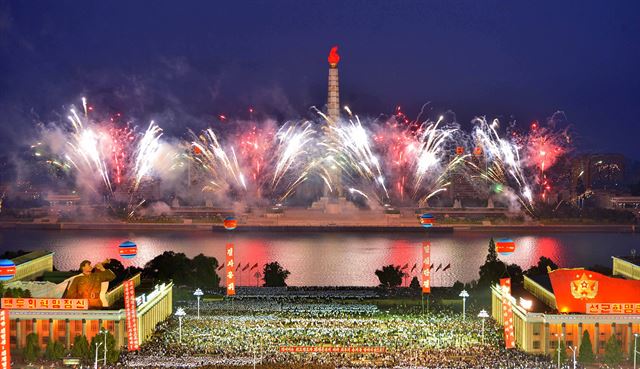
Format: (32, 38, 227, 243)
(118, 241, 137, 259)
(223, 216, 237, 230)
(419, 213, 435, 228)
(496, 238, 516, 256)
(0, 259, 16, 281)
(455, 146, 465, 155)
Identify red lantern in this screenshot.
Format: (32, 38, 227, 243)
(223, 216, 237, 230)
(496, 238, 516, 256)
(456, 146, 464, 155)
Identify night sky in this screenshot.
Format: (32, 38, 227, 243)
(1, 0, 640, 158)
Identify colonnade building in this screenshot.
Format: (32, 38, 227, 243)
(1, 251, 173, 350)
(492, 255, 640, 357)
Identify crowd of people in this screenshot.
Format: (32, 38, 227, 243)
(123, 299, 573, 368)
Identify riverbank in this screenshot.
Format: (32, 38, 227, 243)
(0, 220, 636, 233)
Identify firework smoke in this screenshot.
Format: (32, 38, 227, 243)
(27, 98, 571, 217)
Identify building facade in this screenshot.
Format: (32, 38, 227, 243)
(2, 251, 173, 351)
(491, 256, 640, 357)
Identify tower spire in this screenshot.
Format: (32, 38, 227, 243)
(327, 46, 340, 124)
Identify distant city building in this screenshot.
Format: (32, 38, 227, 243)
(45, 193, 81, 209)
(571, 154, 625, 195)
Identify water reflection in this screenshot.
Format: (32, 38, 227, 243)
(0, 230, 637, 286)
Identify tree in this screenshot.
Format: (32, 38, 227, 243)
(375, 265, 404, 288)
(452, 281, 464, 292)
(557, 340, 568, 364)
(45, 340, 65, 360)
(142, 251, 219, 287)
(478, 238, 506, 288)
(505, 264, 524, 286)
(262, 262, 290, 287)
(3, 287, 31, 298)
(192, 253, 220, 288)
(578, 330, 594, 364)
(23, 333, 40, 362)
(89, 331, 120, 364)
(525, 256, 558, 276)
(603, 334, 623, 365)
(143, 251, 193, 285)
(409, 276, 421, 290)
(71, 335, 90, 361)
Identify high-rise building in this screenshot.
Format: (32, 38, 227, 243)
(571, 154, 625, 194)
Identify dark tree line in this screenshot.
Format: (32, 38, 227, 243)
(142, 251, 221, 288)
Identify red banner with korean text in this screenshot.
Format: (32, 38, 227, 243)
(0, 309, 10, 369)
(421, 241, 431, 294)
(1, 298, 88, 310)
(226, 243, 236, 296)
(548, 268, 640, 314)
(586, 303, 640, 314)
(279, 346, 386, 353)
(123, 280, 140, 351)
(500, 278, 515, 349)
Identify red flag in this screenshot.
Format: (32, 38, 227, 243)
(500, 278, 515, 349)
(123, 280, 140, 351)
(421, 241, 431, 294)
(0, 309, 10, 369)
(225, 244, 236, 296)
(549, 268, 640, 313)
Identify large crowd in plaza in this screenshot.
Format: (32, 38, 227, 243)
(124, 299, 575, 369)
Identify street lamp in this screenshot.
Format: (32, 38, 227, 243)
(193, 288, 204, 319)
(568, 345, 577, 369)
(477, 309, 489, 344)
(93, 341, 103, 369)
(555, 333, 564, 369)
(175, 307, 187, 343)
(634, 333, 638, 369)
(99, 328, 108, 366)
(459, 290, 469, 320)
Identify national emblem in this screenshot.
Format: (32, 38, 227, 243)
(570, 273, 598, 300)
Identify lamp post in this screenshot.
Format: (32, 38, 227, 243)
(555, 333, 564, 369)
(459, 290, 469, 320)
(568, 345, 577, 369)
(193, 288, 204, 319)
(175, 307, 186, 343)
(634, 333, 638, 369)
(94, 341, 103, 369)
(99, 328, 108, 366)
(477, 309, 489, 344)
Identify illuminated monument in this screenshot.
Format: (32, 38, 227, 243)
(327, 46, 340, 123)
(310, 46, 358, 213)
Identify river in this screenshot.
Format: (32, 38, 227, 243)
(0, 229, 637, 286)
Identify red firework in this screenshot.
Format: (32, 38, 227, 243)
(236, 126, 274, 185)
